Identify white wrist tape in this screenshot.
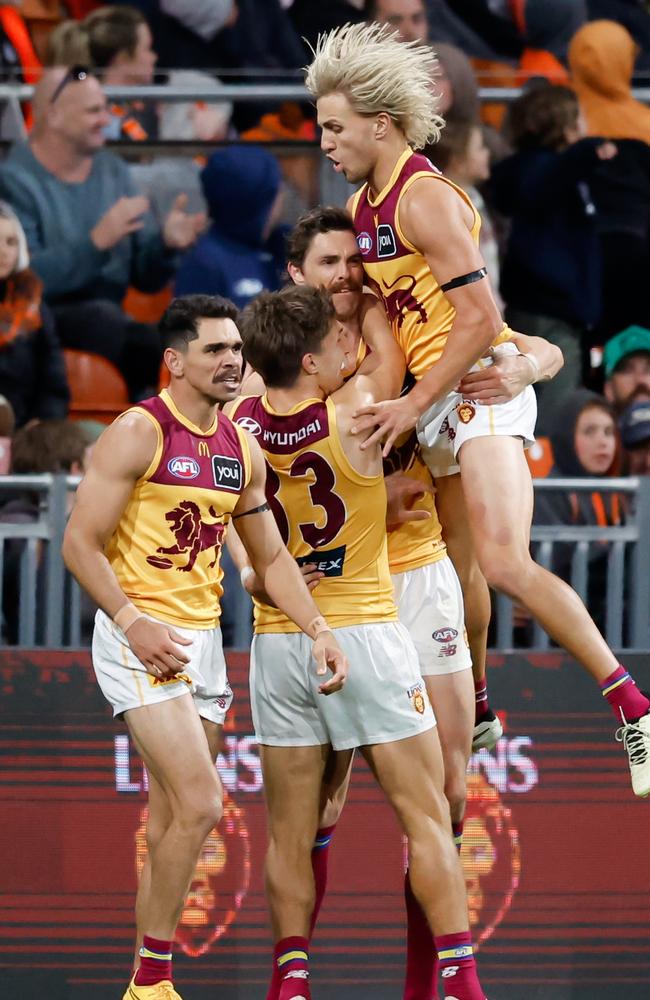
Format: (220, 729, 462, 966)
(113, 602, 144, 634)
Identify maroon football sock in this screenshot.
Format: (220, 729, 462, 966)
(601, 665, 650, 722)
(275, 937, 310, 1000)
(310, 824, 336, 936)
(436, 931, 486, 1000)
(474, 678, 489, 723)
(403, 869, 437, 1000)
(133, 934, 172, 986)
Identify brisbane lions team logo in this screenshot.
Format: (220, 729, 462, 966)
(381, 274, 428, 330)
(146, 500, 225, 572)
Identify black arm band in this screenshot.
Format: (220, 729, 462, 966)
(440, 267, 487, 293)
(232, 501, 270, 520)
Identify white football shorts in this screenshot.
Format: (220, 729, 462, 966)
(416, 344, 537, 478)
(250, 620, 435, 751)
(92, 608, 233, 725)
(392, 556, 471, 677)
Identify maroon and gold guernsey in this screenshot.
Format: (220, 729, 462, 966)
(105, 388, 251, 629)
(348, 341, 446, 574)
(230, 393, 397, 633)
(351, 148, 512, 379)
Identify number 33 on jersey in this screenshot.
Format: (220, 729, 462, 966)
(231, 394, 397, 633)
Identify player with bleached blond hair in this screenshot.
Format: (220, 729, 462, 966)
(307, 19, 650, 821)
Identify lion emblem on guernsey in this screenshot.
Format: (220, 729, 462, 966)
(146, 501, 226, 573)
(382, 274, 428, 330)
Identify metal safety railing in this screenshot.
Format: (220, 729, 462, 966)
(1, 81, 650, 105)
(0, 474, 648, 651)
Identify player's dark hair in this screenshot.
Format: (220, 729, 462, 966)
(506, 83, 579, 152)
(159, 294, 238, 350)
(364, 0, 379, 20)
(239, 286, 335, 389)
(286, 206, 357, 269)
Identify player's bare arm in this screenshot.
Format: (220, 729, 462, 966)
(232, 435, 348, 694)
(458, 332, 565, 404)
(355, 293, 406, 395)
(353, 178, 504, 455)
(62, 412, 193, 677)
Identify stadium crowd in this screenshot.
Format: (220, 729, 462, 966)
(0, 0, 650, 645)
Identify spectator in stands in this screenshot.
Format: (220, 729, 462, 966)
(533, 388, 621, 632)
(586, 0, 650, 73)
(0, 201, 69, 428)
(175, 146, 286, 308)
(0, 67, 205, 400)
(490, 83, 616, 434)
(433, 40, 479, 121)
(428, 0, 585, 67)
(569, 22, 650, 342)
(365, 0, 428, 42)
(1, 418, 91, 644)
(0, 394, 15, 474)
(603, 326, 650, 415)
(569, 20, 650, 144)
(620, 401, 650, 476)
(288, 0, 364, 53)
(47, 7, 158, 141)
(427, 120, 502, 308)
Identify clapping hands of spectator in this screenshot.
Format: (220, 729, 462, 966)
(90, 195, 150, 251)
(162, 193, 207, 250)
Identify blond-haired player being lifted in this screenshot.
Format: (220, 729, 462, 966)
(306, 22, 650, 799)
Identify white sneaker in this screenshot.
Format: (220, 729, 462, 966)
(472, 709, 503, 752)
(615, 711, 650, 797)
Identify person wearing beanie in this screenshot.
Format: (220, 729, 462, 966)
(174, 145, 286, 309)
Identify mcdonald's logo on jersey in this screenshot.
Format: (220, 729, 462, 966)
(198, 441, 210, 457)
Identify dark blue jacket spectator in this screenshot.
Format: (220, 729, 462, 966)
(175, 146, 286, 309)
(490, 137, 604, 329)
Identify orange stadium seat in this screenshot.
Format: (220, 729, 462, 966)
(64, 349, 130, 424)
(123, 284, 173, 325)
(526, 436, 554, 478)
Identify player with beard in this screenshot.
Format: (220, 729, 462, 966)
(280, 205, 566, 1000)
(62, 294, 348, 1000)
(306, 23, 650, 802)
(230, 284, 489, 1000)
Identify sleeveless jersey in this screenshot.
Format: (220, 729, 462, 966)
(230, 393, 397, 633)
(351, 340, 446, 574)
(351, 148, 512, 380)
(106, 389, 251, 629)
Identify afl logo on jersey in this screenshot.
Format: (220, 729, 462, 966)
(357, 231, 372, 255)
(377, 224, 397, 258)
(168, 456, 201, 479)
(236, 416, 262, 437)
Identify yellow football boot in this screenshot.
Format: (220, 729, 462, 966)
(122, 977, 183, 1000)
